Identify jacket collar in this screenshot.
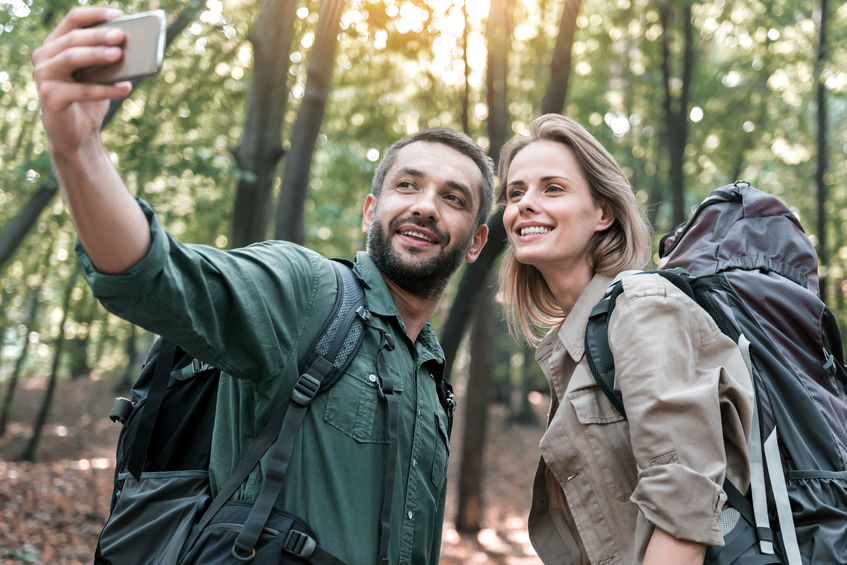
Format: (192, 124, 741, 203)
(537, 273, 614, 363)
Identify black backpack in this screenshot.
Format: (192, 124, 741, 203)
(95, 259, 456, 564)
(584, 182, 847, 565)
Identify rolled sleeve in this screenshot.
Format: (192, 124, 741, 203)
(76, 198, 170, 304)
(607, 275, 747, 545)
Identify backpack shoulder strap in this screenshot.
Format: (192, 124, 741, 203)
(584, 276, 628, 417)
(584, 269, 698, 418)
(123, 338, 179, 479)
(193, 258, 369, 561)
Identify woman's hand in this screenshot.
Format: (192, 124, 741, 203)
(642, 527, 706, 565)
(33, 7, 133, 157)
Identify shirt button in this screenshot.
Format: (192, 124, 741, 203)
(566, 473, 578, 481)
(368, 374, 377, 383)
(407, 511, 413, 520)
(412, 458, 417, 467)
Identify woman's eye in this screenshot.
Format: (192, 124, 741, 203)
(545, 184, 565, 193)
(507, 189, 523, 201)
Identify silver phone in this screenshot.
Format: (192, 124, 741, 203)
(74, 10, 166, 84)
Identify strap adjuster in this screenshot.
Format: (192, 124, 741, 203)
(291, 373, 321, 406)
(284, 529, 317, 558)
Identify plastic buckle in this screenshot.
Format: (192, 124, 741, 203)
(356, 305, 371, 323)
(445, 389, 456, 416)
(291, 373, 321, 406)
(284, 529, 317, 559)
(109, 397, 133, 424)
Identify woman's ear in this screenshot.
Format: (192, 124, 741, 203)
(596, 201, 615, 231)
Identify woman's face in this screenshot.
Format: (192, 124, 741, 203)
(502, 140, 613, 278)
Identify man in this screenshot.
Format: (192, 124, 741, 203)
(33, 7, 492, 564)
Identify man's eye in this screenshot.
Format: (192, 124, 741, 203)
(397, 180, 416, 190)
(444, 194, 466, 207)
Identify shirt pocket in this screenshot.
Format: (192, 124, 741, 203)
(324, 364, 401, 444)
(430, 409, 451, 490)
(566, 384, 636, 502)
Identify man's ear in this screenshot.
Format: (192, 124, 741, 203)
(464, 224, 489, 263)
(362, 194, 376, 234)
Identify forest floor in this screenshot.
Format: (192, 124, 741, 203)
(0, 374, 546, 564)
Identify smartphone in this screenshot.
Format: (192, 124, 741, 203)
(74, 10, 166, 84)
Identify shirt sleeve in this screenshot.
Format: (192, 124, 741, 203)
(607, 274, 753, 546)
(76, 198, 336, 382)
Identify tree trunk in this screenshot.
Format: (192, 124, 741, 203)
(231, 0, 299, 247)
(659, 2, 694, 226)
(540, 0, 581, 115)
(460, 1, 471, 134)
(511, 343, 539, 425)
(118, 323, 140, 391)
(0, 289, 44, 436)
(19, 267, 79, 462)
(440, 0, 580, 379)
(454, 0, 510, 534)
(485, 0, 509, 167)
(274, 0, 344, 244)
(815, 0, 829, 300)
(0, 182, 58, 269)
(0, 2, 206, 271)
(455, 271, 495, 533)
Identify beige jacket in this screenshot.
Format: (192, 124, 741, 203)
(528, 273, 754, 565)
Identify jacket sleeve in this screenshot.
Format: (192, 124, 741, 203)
(607, 274, 753, 546)
(76, 198, 337, 382)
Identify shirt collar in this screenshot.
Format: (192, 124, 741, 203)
(354, 251, 401, 317)
(353, 251, 444, 364)
(537, 273, 614, 363)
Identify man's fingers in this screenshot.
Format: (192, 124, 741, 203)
(34, 24, 126, 71)
(38, 79, 131, 112)
(34, 42, 124, 87)
(43, 6, 123, 44)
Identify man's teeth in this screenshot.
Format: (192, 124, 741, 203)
(401, 230, 433, 242)
(520, 226, 550, 236)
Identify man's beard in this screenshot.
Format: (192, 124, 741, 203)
(367, 216, 472, 299)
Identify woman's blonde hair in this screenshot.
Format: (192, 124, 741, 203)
(498, 114, 652, 344)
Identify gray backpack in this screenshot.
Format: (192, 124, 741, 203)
(585, 182, 847, 564)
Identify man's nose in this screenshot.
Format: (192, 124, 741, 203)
(410, 185, 439, 219)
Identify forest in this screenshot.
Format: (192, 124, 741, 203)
(0, 0, 846, 562)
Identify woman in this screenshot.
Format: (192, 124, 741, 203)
(498, 114, 754, 564)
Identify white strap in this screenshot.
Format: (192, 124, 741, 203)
(737, 334, 774, 555)
(764, 429, 802, 564)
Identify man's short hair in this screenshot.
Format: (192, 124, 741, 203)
(371, 129, 494, 227)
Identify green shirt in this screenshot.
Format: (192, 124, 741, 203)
(78, 200, 450, 565)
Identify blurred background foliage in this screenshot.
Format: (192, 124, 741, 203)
(0, 0, 845, 452)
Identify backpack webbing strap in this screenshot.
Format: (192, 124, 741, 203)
(373, 328, 398, 565)
(764, 428, 802, 564)
(737, 335, 778, 558)
(125, 339, 178, 479)
(231, 364, 328, 558)
(183, 261, 364, 564)
(229, 261, 365, 561)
